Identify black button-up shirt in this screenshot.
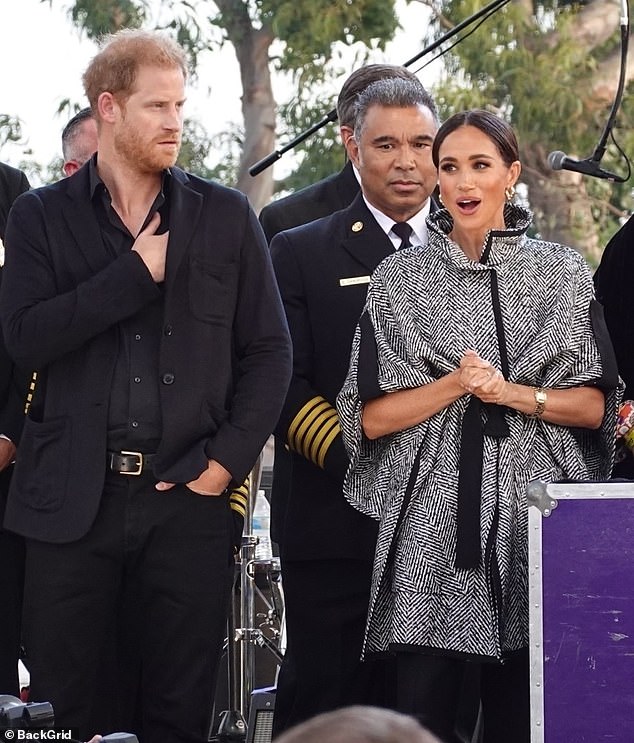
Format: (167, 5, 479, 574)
(89, 157, 170, 453)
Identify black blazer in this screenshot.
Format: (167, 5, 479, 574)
(594, 214, 634, 477)
(269, 192, 403, 561)
(595, 215, 634, 400)
(0, 162, 30, 447)
(260, 162, 359, 243)
(0, 162, 29, 241)
(0, 165, 291, 543)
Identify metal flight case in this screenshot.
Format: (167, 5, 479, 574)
(527, 480, 634, 743)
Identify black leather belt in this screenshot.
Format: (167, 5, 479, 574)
(107, 450, 156, 476)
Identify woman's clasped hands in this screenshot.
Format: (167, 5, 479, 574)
(458, 349, 508, 405)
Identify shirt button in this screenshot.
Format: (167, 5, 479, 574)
(162, 373, 175, 385)
(134, 376, 141, 383)
(131, 420, 139, 428)
(135, 334, 142, 341)
(164, 324, 173, 336)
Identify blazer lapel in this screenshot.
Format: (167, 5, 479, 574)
(334, 161, 361, 209)
(63, 167, 111, 275)
(340, 193, 394, 274)
(164, 168, 203, 287)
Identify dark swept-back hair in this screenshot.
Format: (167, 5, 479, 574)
(337, 64, 425, 129)
(61, 107, 94, 160)
(353, 77, 439, 137)
(432, 109, 519, 168)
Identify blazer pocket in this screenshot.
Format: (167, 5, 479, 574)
(13, 416, 71, 513)
(189, 258, 238, 325)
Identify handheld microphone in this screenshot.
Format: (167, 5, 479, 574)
(547, 150, 625, 182)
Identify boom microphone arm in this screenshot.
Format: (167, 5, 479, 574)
(590, 0, 629, 165)
(249, 0, 512, 176)
(548, 0, 630, 182)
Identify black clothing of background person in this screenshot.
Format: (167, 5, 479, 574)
(259, 64, 438, 738)
(259, 159, 359, 553)
(260, 161, 370, 735)
(268, 192, 398, 733)
(0, 163, 29, 237)
(0, 161, 30, 698)
(259, 160, 359, 243)
(594, 214, 634, 478)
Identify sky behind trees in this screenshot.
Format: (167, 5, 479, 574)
(0, 0, 435, 183)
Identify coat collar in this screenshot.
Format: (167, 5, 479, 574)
(427, 203, 532, 268)
(335, 161, 361, 206)
(340, 192, 395, 273)
(62, 163, 203, 286)
(163, 168, 203, 287)
(63, 164, 109, 275)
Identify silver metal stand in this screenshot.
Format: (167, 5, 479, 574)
(210, 454, 284, 742)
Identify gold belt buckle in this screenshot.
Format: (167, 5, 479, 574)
(120, 450, 144, 476)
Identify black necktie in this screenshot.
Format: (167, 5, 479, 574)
(392, 222, 413, 250)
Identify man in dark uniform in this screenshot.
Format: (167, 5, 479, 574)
(259, 64, 424, 242)
(0, 160, 29, 697)
(594, 214, 634, 477)
(269, 77, 439, 734)
(0, 30, 291, 741)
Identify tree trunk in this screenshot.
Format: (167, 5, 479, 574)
(214, 0, 276, 214)
(521, 144, 601, 265)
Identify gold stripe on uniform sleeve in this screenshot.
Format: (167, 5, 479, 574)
(24, 371, 38, 415)
(291, 402, 331, 458)
(316, 419, 342, 469)
(305, 409, 338, 463)
(288, 397, 330, 452)
(229, 477, 250, 517)
(229, 499, 246, 518)
(287, 395, 342, 469)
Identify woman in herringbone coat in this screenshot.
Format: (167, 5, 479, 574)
(337, 110, 621, 743)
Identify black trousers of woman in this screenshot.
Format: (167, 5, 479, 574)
(396, 648, 530, 743)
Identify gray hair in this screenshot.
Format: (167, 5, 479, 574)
(337, 65, 424, 129)
(353, 78, 438, 138)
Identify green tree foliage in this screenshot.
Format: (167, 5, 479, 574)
(273, 91, 346, 196)
(65, 0, 146, 38)
(260, 0, 397, 79)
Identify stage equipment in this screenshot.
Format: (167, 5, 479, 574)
(548, 0, 631, 182)
(210, 455, 283, 743)
(527, 480, 634, 742)
(0, 695, 139, 742)
(0, 694, 53, 729)
(245, 687, 275, 743)
(248, 0, 512, 176)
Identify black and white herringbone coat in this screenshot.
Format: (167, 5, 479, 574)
(337, 204, 621, 661)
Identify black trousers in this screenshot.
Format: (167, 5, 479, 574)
(273, 558, 395, 736)
(0, 466, 24, 697)
(22, 472, 234, 742)
(396, 648, 530, 743)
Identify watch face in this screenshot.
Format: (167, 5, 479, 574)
(536, 390, 547, 404)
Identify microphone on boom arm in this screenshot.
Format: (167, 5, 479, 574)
(547, 0, 630, 184)
(547, 151, 625, 182)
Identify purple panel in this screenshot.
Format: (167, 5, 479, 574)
(541, 498, 634, 742)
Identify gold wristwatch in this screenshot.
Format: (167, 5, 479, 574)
(531, 387, 547, 418)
